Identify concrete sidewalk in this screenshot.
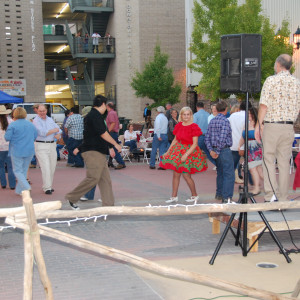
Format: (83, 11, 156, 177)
(0, 159, 300, 299)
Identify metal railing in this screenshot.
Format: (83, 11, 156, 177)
(69, 0, 114, 9)
(73, 37, 115, 54)
(83, 67, 95, 99)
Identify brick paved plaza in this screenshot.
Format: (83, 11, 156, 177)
(0, 160, 300, 299)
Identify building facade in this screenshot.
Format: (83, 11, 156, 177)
(0, 0, 45, 102)
(0, 0, 186, 122)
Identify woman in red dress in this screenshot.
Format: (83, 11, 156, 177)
(160, 107, 207, 204)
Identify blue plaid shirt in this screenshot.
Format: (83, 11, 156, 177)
(65, 114, 83, 140)
(205, 113, 232, 155)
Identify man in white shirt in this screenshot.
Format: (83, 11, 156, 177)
(149, 106, 168, 169)
(228, 101, 247, 169)
(92, 32, 101, 53)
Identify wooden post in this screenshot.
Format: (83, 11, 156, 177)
(5, 218, 295, 300)
(292, 279, 300, 297)
(22, 191, 53, 300)
(23, 229, 33, 300)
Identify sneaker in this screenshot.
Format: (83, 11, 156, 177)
(212, 166, 217, 171)
(165, 196, 178, 204)
(222, 198, 236, 204)
(68, 200, 79, 210)
(97, 198, 102, 202)
(80, 197, 88, 201)
(45, 190, 52, 195)
(185, 196, 199, 204)
(115, 164, 126, 169)
(149, 166, 156, 169)
(265, 194, 278, 202)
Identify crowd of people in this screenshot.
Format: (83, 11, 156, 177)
(0, 54, 299, 209)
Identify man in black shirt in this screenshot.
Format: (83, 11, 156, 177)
(65, 95, 122, 210)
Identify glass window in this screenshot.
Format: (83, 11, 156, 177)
(52, 105, 65, 114)
(23, 105, 34, 114)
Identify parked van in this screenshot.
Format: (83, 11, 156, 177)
(13, 103, 67, 124)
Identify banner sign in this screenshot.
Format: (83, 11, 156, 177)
(0, 79, 26, 96)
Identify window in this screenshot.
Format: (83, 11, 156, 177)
(52, 105, 65, 114)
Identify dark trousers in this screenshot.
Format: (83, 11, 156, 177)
(215, 148, 235, 199)
(67, 137, 84, 167)
(110, 132, 125, 165)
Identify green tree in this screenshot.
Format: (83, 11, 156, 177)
(131, 43, 181, 108)
(189, 0, 293, 100)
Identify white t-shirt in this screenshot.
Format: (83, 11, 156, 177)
(124, 130, 137, 142)
(228, 111, 245, 151)
(92, 33, 101, 45)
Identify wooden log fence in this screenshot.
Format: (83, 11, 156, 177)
(5, 217, 297, 300)
(2, 192, 300, 300)
(11, 200, 300, 222)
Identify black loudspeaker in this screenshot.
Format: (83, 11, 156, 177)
(220, 34, 262, 93)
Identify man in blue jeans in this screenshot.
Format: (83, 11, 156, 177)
(106, 102, 126, 169)
(193, 101, 215, 165)
(205, 101, 235, 203)
(149, 106, 168, 169)
(65, 106, 84, 168)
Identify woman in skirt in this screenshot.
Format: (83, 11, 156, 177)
(160, 107, 207, 204)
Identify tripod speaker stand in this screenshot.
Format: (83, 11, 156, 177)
(209, 92, 291, 264)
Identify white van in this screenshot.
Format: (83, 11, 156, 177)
(13, 103, 67, 124)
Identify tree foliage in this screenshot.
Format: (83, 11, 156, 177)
(131, 43, 181, 108)
(189, 0, 294, 100)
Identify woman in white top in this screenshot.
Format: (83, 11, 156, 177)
(0, 105, 16, 189)
(124, 124, 137, 152)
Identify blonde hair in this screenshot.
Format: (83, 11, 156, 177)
(230, 104, 239, 115)
(178, 107, 193, 122)
(13, 107, 27, 119)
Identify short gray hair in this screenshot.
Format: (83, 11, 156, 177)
(276, 54, 292, 70)
(157, 106, 165, 113)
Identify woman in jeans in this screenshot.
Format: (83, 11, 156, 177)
(0, 105, 16, 189)
(5, 107, 37, 195)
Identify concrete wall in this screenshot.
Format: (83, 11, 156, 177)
(0, 0, 45, 102)
(106, 0, 186, 122)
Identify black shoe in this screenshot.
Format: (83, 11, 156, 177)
(2, 186, 6, 189)
(157, 167, 165, 170)
(215, 194, 222, 201)
(57, 157, 61, 161)
(74, 165, 84, 168)
(10, 187, 15, 190)
(149, 166, 156, 169)
(45, 190, 52, 195)
(115, 164, 126, 169)
(51, 189, 54, 192)
(68, 200, 79, 210)
(108, 162, 114, 168)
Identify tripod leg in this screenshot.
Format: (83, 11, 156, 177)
(209, 213, 236, 265)
(243, 211, 248, 256)
(235, 212, 243, 246)
(249, 196, 291, 263)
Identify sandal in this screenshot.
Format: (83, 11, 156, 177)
(185, 196, 199, 204)
(165, 197, 178, 204)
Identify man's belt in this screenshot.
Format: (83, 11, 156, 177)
(264, 121, 293, 125)
(36, 140, 55, 143)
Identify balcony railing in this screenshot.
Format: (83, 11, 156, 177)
(74, 36, 115, 55)
(69, 0, 114, 12)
